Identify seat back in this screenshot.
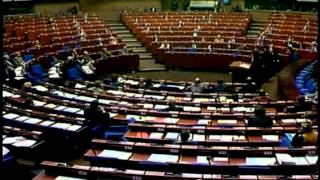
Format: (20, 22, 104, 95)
(66, 65, 84, 80)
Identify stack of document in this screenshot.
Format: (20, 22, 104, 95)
(196, 156, 209, 164)
(164, 132, 179, 140)
(276, 153, 295, 165)
(149, 132, 163, 139)
(12, 139, 36, 147)
(148, 153, 178, 163)
(245, 157, 276, 166)
(262, 135, 279, 141)
(3, 136, 25, 144)
(163, 118, 179, 124)
(98, 149, 132, 160)
(192, 134, 205, 141)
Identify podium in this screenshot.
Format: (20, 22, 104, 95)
(229, 61, 252, 82)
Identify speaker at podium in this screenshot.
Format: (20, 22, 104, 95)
(229, 61, 252, 83)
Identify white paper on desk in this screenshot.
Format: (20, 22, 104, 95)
(148, 153, 178, 163)
(125, 93, 135, 97)
(140, 103, 153, 109)
(276, 153, 294, 165)
(164, 132, 179, 140)
(262, 135, 279, 141)
(51, 123, 71, 129)
(3, 113, 20, 120)
(305, 155, 318, 165)
(14, 76, 24, 80)
(183, 106, 201, 112)
(163, 118, 179, 124)
(209, 135, 221, 140)
(196, 156, 209, 164)
(107, 90, 123, 96)
(220, 135, 234, 142)
(213, 157, 228, 162)
(75, 83, 87, 89)
(124, 80, 139, 86)
(98, 149, 132, 160)
(217, 119, 237, 124)
(49, 73, 60, 78)
(207, 106, 217, 111)
(149, 132, 163, 139)
(98, 99, 113, 105)
(64, 107, 80, 113)
(126, 115, 142, 121)
(182, 173, 202, 178)
(198, 119, 211, 125)
(245, 157, 276, 166)
(55, 176, 86, 180)
(40, 120, 55, 126)
(219, 96, 227, 102)
(75, 96, 95, 102)
(182, 97, 192, 101)
(134, 94, 143, 98)
(291, 157, 309, 165)
(33, 100, 46, 107)
(63, 93, 76, 99)
(44, 103, 57, 109)
(220, 107, 230, 112)
(192, 134, 205, 141)
(15, 116, 30, 122)
(3, 136, 25, 144)
(13, 139, 36, 147)
(32, 85, 48, 92)
(55, 106, 67, 111)
(67, 125, 82, 131)
(145, 116, 156, 121)
(193, 98, 209, 103)
(3, 146, 9, 156)
(296, 118, 308, 123)
(3, 91, 14, 97)
(154, 104, 169, 110)
(24, 118, 41, 124)
(76, 110, 84, 115)
(109, 113, 118, 118)
(281, 119, 296, 124)
(144, 95, 165, 100)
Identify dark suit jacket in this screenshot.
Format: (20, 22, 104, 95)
(247, 116, 272, 128)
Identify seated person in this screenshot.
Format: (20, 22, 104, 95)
(294, 96, 311, 112)
(88, 80, 104, 94)
(11, 51, 24, 69)
(254, 89, 270, 102)
(247, 105, 273, 128)
(79, 51, 93, 65)
(213, 80, 227, 93)
(175, 130, 197, 145)
(291, 121, 318, 147)
(187, 77, 206, 93)
(162, 101, 183, 111)
(84, 100, 111, 138)
(144, 78, 153, 89)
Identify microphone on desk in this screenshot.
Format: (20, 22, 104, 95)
(206, 156, 212, 166)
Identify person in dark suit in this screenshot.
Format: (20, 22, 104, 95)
(175, 130, 197, 145)
(213, 80, 227, 93)
(294, 96, 311, 112)
(291, 121, 317, 147)
(84, 100, 111, 138)
(247, 105, 272, 128)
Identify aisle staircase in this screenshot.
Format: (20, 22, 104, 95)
(245, 20, 266, 38)
(107, 20, 166, 71)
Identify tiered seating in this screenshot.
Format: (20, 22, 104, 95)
(295, 60, 318, 95)
(122, 12, 254, 69)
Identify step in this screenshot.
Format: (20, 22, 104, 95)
(113, 30, 131, 34)
(139, 67, 167, 71)
(107, 23, 123, 26)
(126, 42, 142, 47)
(246, 34, 259, 38)
(122, 38, 138, 42)
(118, 34, 135, 38)
(110, 26, 127, 30)
(132, 48, 147, 53)
(139, 55, 154, 59)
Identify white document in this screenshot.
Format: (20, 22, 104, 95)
(149, 132, 163, 139)
(109, 113, 118, 118)
(154, 104, 169, 110)
(305, 155, 318, 165)
(163, 118, 179, 124)
(141, 103, 154, 109)
(3, 136, 25, 144)
(198, 119, 211, 125)
(33, 100, 46, 107)
(213, 157, 228, 162)
(276, 153, 294, 165)
(3, 91, 14, 97)
(207, 106, 217, 111)
(51, 123, 71, 129)
(164, 132, 179, 140)
(183, 106, 201, 112)
(209, 135, 221, 140)
(24, 118, 42, 124)
(44, 103, 57, 109)
(262, 135, 279, 141)
(196, 156, 209, 164)
(296, 118, 308, 123)
(13, 139, 36, 147)
(32, 85, 48, 92)
(55, 106, 68, 111)
(40, 121, 55, 127)
(64, 107, 80, 113)
(217, 119, 237, 124)
(193, 98, 209, 103)
(245, 157, 276, 166)
(75, 83, 87, 89)
(192, 134, 205, 141)
(98, 99, 113, 105)
(3, 113, 20, 120)
(15, 116, 30, 122)
(220, 135, 234, 142)
(3, 146, 9, 156)
(98, 149, 132, 160)
(76, 110, 84, 115)
(55, 176, 86, 180)
(67, 125, 82, 131)
(148, 153, 178, 163)
(291, 157, 309, 165)
(281, 119, 296, 124)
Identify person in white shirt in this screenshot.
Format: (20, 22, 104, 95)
(214, 34, 224, 44)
